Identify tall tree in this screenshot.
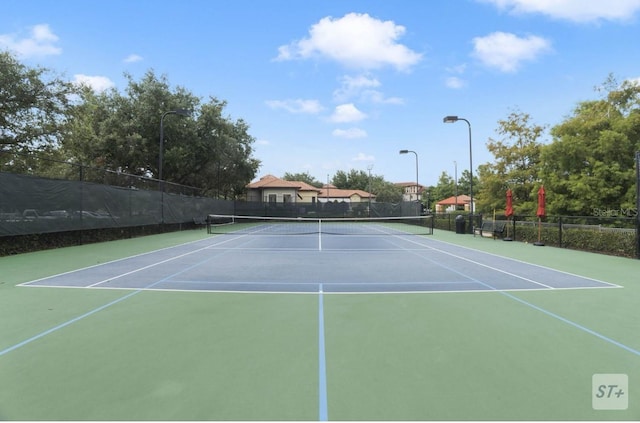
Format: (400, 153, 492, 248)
(0, 51, 77, 172)
(62, 71, 200, 179)
(430, 171, 456, 203)
(331, 169, 402, 202)
(61, 70, 259, 197)
(332, 169, 371, 190)
(283, 171, 322, 187)
(456, 169, 480, 202)
(371, 179, 403, 203)
(476, 110, 545, 215)
(539, 76, 640, 216)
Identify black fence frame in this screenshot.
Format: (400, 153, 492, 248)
(433, 212, 639, 259)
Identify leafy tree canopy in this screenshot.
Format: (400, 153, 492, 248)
(539, 75, 640, 216)
(476, 110, 545, 215)
(331, 169, 402, 203)
(1, 51, 260, 199)
(282, 171, 323, 187)
(0, 51, 77, 172)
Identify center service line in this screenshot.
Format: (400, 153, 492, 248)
(318, 283, 329, 421)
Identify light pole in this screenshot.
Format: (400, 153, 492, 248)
(443, 116, 473, 227)
(159, 108, 191, 182)
(454, 160, 458, 210)
(367, 164, 373, 217)
(399, 150, 419, 206)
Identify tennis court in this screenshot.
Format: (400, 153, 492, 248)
(1, 217, 639, 420)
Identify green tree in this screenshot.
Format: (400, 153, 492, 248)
(0, 51, 77, 173)
(456, 169, 480, 202)
(61, 70, 259, 197)
(62, 71, 199, 178)
(331, 169, 402, 202)
(371, 179, 403, 203)
(540, 76, 640, 216)
(430, 171, 456, 203)
(283, 171, 323, 187)
(332, 169, 371, 190)
(476, 110, 545, 215)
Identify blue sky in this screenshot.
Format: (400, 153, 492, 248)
(2, 0, 640, 186)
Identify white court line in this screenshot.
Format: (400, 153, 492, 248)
(20, 225, 619, 295)
(17, 237, 217, 286)
(384, 234, 620, 290)
(87, 234, 257, 287)
(18, 232, 255, 288)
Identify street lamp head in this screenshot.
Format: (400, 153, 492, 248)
(163, 108, 192, 118)
(443, 115, 459, 123)
(399, 149, 409, 154)
(173, 108, 192, 117)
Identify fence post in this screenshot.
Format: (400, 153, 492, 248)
(559, 216, 563, 248)
(636, 151, 640, 259)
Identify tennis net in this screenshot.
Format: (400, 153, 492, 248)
(206, 214, 433, 236)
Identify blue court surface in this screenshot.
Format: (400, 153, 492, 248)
(20, 231, 618, 294)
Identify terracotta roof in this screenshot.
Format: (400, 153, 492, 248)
(247, 175, 374, 198)
(437, 195, 471, 205)
(318, 187, 375, 199)
(247, 175, 321, 192)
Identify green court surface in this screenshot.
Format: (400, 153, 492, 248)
(0, 229, 638, 420)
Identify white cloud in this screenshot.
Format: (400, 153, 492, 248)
(472, 31, 552, 72)
(332, 128, 368, 139)
(333, 74, 404, 105)
(446, 64, 467, 74)
(333, 74, 380, 101)
(0, 24, 61, 58)
(73, 74, 115, 93)
(445, 76, 467, 89)
(364, 91, 405, 105)
(352, 152, 375, 162)
(275, 13, 422, 71)
(481, 0, 640, 23)
(256, 139, 271, 146)
(265, 99, 324, 114)
(329, 103, 368, 123)
(124, 54, 143, 63)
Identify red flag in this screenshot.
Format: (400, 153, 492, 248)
(505, 189, 513, 217)
(536, 185, 546, 218)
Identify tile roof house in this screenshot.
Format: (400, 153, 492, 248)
(395, 182, 426, 202)
(245, 175, 376, 205)
(246, 175, 321, 204)
(318, 184, 375, 203)
(435, 195, 472, 213)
